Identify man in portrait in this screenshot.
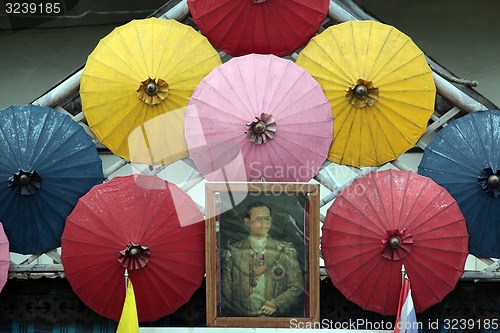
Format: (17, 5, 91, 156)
(220, 201, 305, 317)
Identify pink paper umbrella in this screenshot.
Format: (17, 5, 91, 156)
(0, 222, 9, 293)
(185, 54, 333, 182)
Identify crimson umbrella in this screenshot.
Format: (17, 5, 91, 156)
(185, 54, 333, 182)
(0, 222, 9, 293)
(188, 0, 329, 57)
(322, 170, 468, 316)
(61, 175, 205, 322)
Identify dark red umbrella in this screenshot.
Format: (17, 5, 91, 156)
(61, 175, 205, 322)
(188, 0, 329, 57)
(322, 170, 468, 316)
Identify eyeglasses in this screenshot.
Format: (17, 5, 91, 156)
(251, 216, 272, 224)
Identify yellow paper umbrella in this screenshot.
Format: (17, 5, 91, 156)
(296, 20, 436, 167)
(80, 18, 222, 164)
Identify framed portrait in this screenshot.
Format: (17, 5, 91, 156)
(205, 182, 320, 327)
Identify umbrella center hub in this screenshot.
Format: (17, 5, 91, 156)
(137, 77, 169, 105)
(145, 82, 159, 96)
(354, 84, 368, 98)
(346, 79, 379, 108)
(253, 121, 266, 134)
(9, 170, 42, 196)
(246, 113, 277, 145)
(488, 175, 500, 188)
(19, 174, 31, 185)
(128, 246, 142, 258)
(382, 230, 413, 261)
(478, 168, 500, 197)
(389, 236, 401, 249)
(119, 242, 151, 270)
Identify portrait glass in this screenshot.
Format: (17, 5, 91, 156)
(205, 182, 319, 327)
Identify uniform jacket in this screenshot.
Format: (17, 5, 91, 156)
(220, 236, 304, 316)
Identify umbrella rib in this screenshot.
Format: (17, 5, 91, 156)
(34, 133, 97, 173)
(82, 196, 129, 244)
(336, 106, 357, 165)
(329, 199, 387, 235)
(376, 89, 435, 123)
(409, 198, 462, 233)
(31, 118, 71, 167)
(372, 101, 417, 151)
(101, 102, 148, 154)
(372, 50, 423, 84)
(30, 194, 65, 245)
(366, 27, 412, 81)
(196, 0, 243, 35)
(191, 0, 234, 19)
(404, 187, 447, 230)
(364, 23, 393, 80)
(28, 112, 62, 166)
(372, 175, 393, 230)
(298, 38, 353, 86)
(264, 137, 319, 181)
(162, 29, 203, 79)
(422, 148, 481, 175)
(210, 2, 249, 54)
(164, 53, 219, 86)
(323, 229, 383, 243)
(469, 115, 491, 167)
(138, 194, 178, 243)
(235, 60, 259, 118)
(486, 112, 500, 166)
(410, 254, 458, 294)
(329, 27, 357, 82)
(361, 21, 373, 79)
(432, 125, 487, 173)
(272, 72, 325, 118)
(189, 93, 249, 123)
(336, 253, 380, 298)
(95, 38, 145, 80)
(264, 57, 291, 115)
(82, 56, 140, 84)
(258, 4, 273, 54)
(358, 106, 378, 165)
(400, 175, 427, 230)
(0, 120, 24, 168)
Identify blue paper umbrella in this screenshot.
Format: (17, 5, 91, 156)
(418, 110, 500, 258)
(0, 105, 103, 254)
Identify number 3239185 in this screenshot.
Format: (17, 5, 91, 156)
(443, 318, 498, 330)
(5, 2, 61, 15)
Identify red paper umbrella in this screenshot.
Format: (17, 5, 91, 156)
(0, 222, 9, 293)
(188, 0, 329, 57)
(322, 170, 468, 316)
(61, 175, 205, 322)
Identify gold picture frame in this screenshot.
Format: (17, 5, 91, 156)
(205, 182, 320, 327)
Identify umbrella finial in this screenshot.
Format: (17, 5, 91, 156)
(389, 236, 401, 249)
(347, 79, 379, 108)
(136, 78, 169, 105)
(478, 168, 500, 197)
(119, 242, 151, 270)
(488, 174, 500, 188)
(246, 113, 277, 144)
(9, 170, 43, 196)
(145, 82, 158, 96)
(354, 84, 368, 98)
